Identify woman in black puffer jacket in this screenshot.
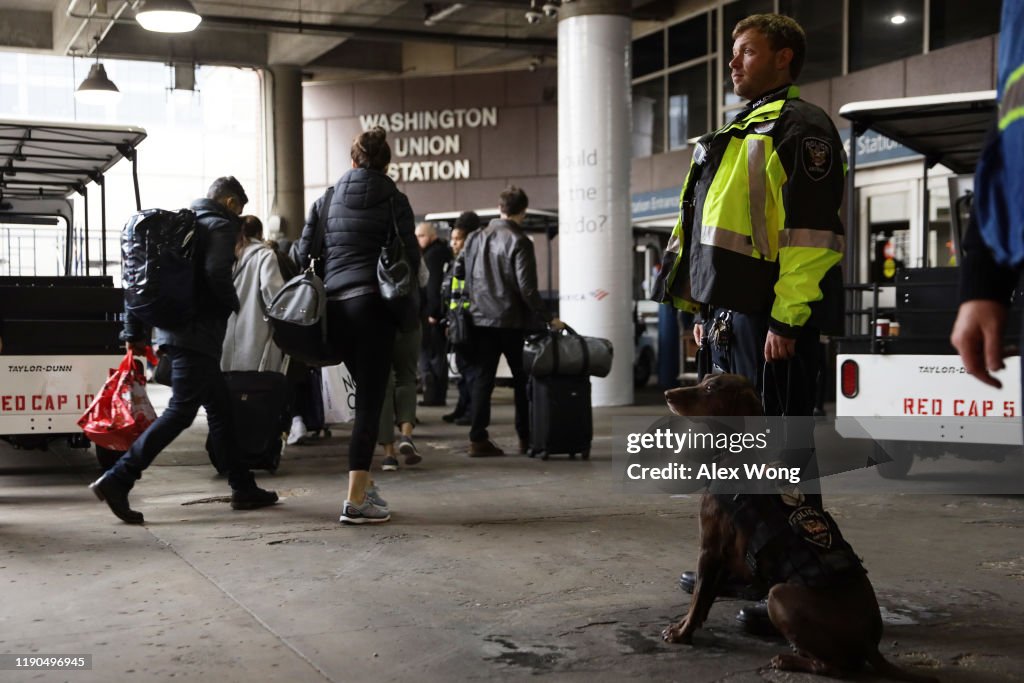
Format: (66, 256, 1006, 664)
(296, 127, 420, 524)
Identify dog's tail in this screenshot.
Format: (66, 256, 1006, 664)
(865, 647, 940, 683)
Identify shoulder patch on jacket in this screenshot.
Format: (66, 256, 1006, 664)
(802, 137, 833, 180)
(789, 506, 833, 549)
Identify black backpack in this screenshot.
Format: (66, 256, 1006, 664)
(121, 208, 199, 328)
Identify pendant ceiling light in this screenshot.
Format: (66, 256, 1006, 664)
(136, 0, 202, 33)
(75, 62, 122, 106)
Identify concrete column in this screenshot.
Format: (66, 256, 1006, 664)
(557, 0, 633, 406)
(268, 64, 304, 239)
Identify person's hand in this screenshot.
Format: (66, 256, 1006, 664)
(126, 340, 147, 355)
(693, 323, 704, 347)
(549, 317, 567, 331)
(951, 299, 1009, 388)
(428, 316, 438, 325)
(764, 330, 797, 362)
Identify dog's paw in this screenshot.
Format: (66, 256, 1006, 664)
(661, 622, 693, 644)
(768, 655, 786, 670)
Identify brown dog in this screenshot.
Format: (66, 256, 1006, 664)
(661, 373, 938, 682)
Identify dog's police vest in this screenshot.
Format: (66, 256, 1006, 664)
(715, 493, 865, 589)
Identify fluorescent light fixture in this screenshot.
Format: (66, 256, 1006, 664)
(136, 0, 202, 33)
(75, 62, 122, 106)
(890, 14, 907, 25)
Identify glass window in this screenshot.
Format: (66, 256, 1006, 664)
(632, 77, 665, 157)
(632, 31, 664, 79)
(668, 64, 709, 150)
(779, 0, 843, 82)
(668, 14, 708, 66)
(849, 0, 924, 72)
(929, 0, 1001, 50)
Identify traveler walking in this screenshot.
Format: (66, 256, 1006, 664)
(295, 127, 419, 524)
(458, 187, 565, 457)
(90, 177, 279, 524)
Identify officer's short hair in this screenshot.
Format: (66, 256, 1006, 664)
(499, 186, 529, 217)
(733, 14, 806, 81)
(454, 210, 481, 232)
(207, 176, 249, 206)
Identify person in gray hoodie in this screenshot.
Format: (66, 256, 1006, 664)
(89, 177, 279, 525)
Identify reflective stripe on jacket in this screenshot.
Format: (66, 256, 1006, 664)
(975, 0, 1024, 267)
(653, 85, 846, 336)
(448, 275, 469, 310)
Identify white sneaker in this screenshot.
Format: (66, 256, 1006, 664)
(286, 417, 308, 446)
(339, 497, 391, 524)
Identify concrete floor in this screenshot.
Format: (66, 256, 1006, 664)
(2, 385, 1023, 683)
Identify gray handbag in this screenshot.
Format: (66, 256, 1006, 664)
(523, 325, 614, 378)
(265, 187, 343, 367)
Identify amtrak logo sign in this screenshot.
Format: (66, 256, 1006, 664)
(802, 137, 833, 180)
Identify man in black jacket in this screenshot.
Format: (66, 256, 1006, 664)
(459, 186, 565, 457)
(89, 176, 278, 525)
(417, 222, 453, 406)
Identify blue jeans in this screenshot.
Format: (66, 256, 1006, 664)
(109, 345, 256, 491)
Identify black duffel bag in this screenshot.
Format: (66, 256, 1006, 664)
(523, 325, 614, 378)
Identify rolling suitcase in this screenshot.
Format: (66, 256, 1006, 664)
(527, 374, 592, 461)
(206, 370, 288, 473)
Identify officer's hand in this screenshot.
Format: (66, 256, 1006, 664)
(549, 317, 567, 331)
(951, 299, 1008, 388)
(126, 340, 148, 356)
(764, 331, 796, 362)
(428, 316, 438, 325)
(693, 323, 704, 347)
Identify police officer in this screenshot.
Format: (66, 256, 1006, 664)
(653, 13, 845, 634)
(952, 0, 1024, 405)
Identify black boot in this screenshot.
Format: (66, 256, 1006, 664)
(89, 473, 144, 525)
(736, 600, 780, 637)
(231, 487, 279, 510)
(678, 571, 766, 601)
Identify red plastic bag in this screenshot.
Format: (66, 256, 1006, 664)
(78, 350, 158, 451)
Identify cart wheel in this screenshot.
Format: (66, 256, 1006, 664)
(539, 451, 549, 461)
(95, 446, 123, 470)
(582, 449, 591, 461)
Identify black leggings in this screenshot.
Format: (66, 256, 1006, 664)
(326, 295, 397, 472)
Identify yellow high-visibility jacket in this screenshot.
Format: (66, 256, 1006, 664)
(652, 84, 846, 337)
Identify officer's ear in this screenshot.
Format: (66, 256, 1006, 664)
(775, 47, 794, 76)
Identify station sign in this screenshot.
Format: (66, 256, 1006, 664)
(840, 128, 921, 168)
(358, 107, 498, 183)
